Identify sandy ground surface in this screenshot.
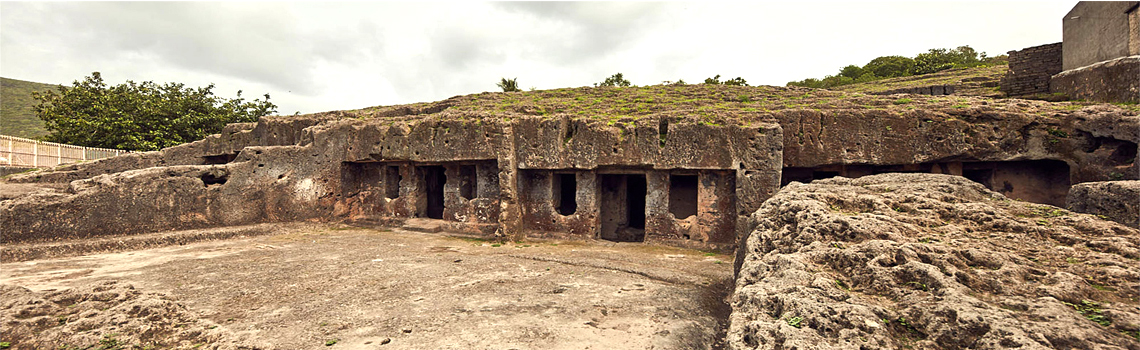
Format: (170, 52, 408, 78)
(1, 223, 733, 349)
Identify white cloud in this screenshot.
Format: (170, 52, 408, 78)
(1, 1, 1077, 115)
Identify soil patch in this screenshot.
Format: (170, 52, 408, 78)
(2, 223, 734, 349)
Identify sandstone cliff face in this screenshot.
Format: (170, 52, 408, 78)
(731, 173, 1140, 350)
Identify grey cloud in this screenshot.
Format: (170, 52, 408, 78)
(494, 2, 671, 64)
(433, 29, 505, 71)
(11, 2, 377, 96)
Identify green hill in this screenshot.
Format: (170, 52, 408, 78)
(2, 77, 61, 139)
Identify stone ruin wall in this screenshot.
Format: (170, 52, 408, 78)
(1, 114, 784, 249)
(1051, 56, 1140, 104)
(999, 42, 1063, 97)
(872, 85, 956, 96)
(2, 104, 1137, 245)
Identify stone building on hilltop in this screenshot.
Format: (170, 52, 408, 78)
(1002, 1, 1140, 103)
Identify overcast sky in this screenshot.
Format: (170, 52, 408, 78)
(2, 1, 1076, 115)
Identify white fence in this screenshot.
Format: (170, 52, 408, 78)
(1, 135, 131, 168)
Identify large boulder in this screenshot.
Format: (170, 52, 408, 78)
(730, 173, 1140, 350)
(1067, 180, 1140, 229)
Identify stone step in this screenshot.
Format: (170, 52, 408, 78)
(401, 218, 444, 233)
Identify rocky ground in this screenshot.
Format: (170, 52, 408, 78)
(730, 173, 1140, 350)
(1, 223, 734, 349)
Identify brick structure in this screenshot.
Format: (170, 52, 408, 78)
(999, 42, 1062, 97)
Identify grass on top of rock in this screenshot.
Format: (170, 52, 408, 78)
(339, 83, 1138, 128)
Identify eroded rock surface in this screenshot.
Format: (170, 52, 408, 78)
(1068, 180, 1140, 229)
(1, 281, 241, 349)
(730, 173, 1140, 350)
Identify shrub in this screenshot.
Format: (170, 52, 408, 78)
(497, 77, 521, 92)
(596, 73, 632, 87)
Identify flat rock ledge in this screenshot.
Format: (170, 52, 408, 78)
(730, 173, 1140, 350)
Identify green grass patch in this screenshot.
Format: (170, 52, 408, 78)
(1063, 300, 1111, 327)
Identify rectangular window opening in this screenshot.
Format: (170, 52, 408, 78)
(553, 173, 577, 215)
(669, 174, 698, 219)
(384, 166, 401, 199)
(459, 165, 477, 200)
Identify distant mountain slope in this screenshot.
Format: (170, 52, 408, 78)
(830, 65, 1007, 98)
(2, 77, 61, 139)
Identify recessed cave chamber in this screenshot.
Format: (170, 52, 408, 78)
(781, 159, 1072, 206)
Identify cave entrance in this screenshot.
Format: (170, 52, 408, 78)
(782, 159, 1071, 206)
(418, 165, 446, 219)
(962, 160, 1071, 206)
(599, 173, 646, 242)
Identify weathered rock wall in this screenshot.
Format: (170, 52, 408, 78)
(730, 173, 1140, 350)
(1051, 56, 1140, 104)
(777, 104, 1139, 186)
(1, 144, 336, 243)
(1067, 180, 1140, 228)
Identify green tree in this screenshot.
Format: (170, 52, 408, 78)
(838, 65, 865, 79)
(497, 77, 520, 92)
(596, 73, 632, 87)
(863, 56, 916, 78)
(33, 72, 276, 151)
(912, 46, 985, 74)
(704, 75, 722, 85)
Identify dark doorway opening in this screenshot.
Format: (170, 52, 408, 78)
(963, 168, 993, 188)
(384, 166, 401, 199)
(599, 173, 646, 242)
(419, 166, 446, 219)
(553, 173, 577, 215)
(627, 175, 646, 229)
